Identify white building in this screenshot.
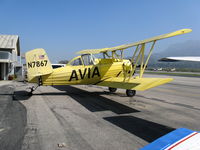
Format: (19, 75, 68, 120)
(0, 35, 21, 80)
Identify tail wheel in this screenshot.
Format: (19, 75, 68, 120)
(108, 87, 117, 93)
(126, 89, 136, 97)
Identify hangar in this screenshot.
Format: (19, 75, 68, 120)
(0, 35, 21, 80)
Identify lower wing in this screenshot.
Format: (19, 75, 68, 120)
(96, 77, 173, 91)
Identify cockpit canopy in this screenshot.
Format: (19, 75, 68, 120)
(69, 54, 96, 66)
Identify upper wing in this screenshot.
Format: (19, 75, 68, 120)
(77, 29, 192, 54)
(159, 57, 200, 62)
(96, 77, 173, 91)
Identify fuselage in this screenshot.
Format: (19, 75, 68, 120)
(39, 58, 130, 86)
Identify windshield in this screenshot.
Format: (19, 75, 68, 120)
(70, 58, 83, 66)
(81, 54, 95, 65)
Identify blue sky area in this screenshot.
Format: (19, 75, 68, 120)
(0, 0, 199, 63)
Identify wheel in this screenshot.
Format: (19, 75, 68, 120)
(108, 87, 117, 93)
(126, 89, 136, 97)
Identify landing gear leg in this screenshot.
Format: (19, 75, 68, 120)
(126, 89, 136, 97)
(108, 87, 117, 93)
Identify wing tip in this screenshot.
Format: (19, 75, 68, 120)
(179, 28, 192, 34)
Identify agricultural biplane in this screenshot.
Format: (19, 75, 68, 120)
(25, 29, 192, 96)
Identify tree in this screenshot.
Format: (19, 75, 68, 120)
(58, 60, 69, 64)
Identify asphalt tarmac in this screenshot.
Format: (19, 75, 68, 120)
(0, 74, 200, 150)
(0, 82, 26, 150)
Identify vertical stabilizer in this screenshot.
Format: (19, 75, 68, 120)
(25, 48, 53, 82)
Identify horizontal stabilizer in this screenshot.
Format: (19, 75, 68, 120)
(97, 77, 173, 91)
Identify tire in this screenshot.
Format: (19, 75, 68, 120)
(108, 87, 117, 93)
(126, 89, 136, 97)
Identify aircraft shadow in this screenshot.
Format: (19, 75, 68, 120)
(104, 115, 174, 142)
(53, 85, 139, 114)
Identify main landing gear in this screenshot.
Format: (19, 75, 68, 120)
(108, 87, 136, 97)
(126, 89, 136, 97)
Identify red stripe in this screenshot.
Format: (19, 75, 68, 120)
(168, 132, 198, 150)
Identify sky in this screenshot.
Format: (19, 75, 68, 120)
(0, 0, 200, 63)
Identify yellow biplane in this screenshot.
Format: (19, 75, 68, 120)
(25, 29, 192, 96)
